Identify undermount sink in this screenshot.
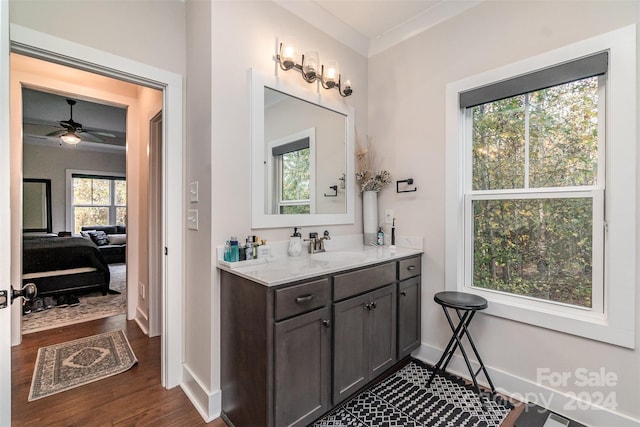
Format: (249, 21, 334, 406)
(310, 251, 368, 263)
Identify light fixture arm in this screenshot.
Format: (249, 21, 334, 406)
(276, 42, 353, 97)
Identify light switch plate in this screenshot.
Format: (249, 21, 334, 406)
(187, 209, 198, 230)
(189, 181, 199, 203)
(385, 209, 394, 224)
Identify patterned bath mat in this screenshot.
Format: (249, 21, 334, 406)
(29, 330, 137, 401)
(313, 359, 512, 427)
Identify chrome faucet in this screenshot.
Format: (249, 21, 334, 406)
(306, 230, 331, 253)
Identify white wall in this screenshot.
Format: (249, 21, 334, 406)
(134, 86, 163, 331)
(368, 1, 640, 424)
(23, 144, 126, 233)
(184, 0, 214, 407)
(9, 0, 186, 77)
(204, 0, 368, 414)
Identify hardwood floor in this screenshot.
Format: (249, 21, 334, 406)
(12, 314, 226, 426)
(12, 313, 522, 426)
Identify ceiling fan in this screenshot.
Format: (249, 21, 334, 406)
(46, 99, 116, 145)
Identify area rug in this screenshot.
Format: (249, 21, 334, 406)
(29, 330, 137, 401)
(23, 263, 126, 334)
(313, 359, 512, 427)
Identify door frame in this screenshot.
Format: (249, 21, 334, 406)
(8, 24, 184, 390)
(0, 1, 13, 424)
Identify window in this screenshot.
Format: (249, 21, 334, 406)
(466, 72, 604, 312)
(446, 26, 636, 347)
(267, 128, 316, 214)
(70, 173, 126, 233)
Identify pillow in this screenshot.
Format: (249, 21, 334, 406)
(80, 230, 95, 239)
(108, 233, 127, 245)
(88, 230, 109, 246)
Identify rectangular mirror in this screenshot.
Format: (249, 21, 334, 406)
(251, 69, 355, 228)
(23, 178, 52, 233)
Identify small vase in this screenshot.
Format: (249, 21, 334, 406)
(362, 190, 378, 245)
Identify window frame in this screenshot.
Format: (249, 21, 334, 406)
(66, 169, 126, 233)
(445, 25, 636, 348)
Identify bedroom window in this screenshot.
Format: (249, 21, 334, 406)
(445, 26, 636, 347)
(71, 174, 126, 233)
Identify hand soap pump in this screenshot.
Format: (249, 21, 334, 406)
(288, 227, 302, 257)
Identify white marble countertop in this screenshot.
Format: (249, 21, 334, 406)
(217, 244, 423, 287)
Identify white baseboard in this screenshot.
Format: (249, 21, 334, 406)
(413, 343, 640, 427)
(181, 364, 222, 423)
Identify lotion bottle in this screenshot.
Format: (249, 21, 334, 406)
(288, 227, 302, 257)
(257, 239, 271, 259)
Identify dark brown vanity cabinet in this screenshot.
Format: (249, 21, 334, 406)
(333, 284, 396, 404)
(274, 306, 331, 427)
(220, 254, 421, 427)
(397, 256, 422, 359)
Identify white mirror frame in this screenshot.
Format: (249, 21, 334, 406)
(250, 68, 355, 229)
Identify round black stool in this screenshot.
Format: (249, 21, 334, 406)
(426, 291, 495, 409)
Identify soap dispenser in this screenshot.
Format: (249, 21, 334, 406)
(288, 227, 302, 257)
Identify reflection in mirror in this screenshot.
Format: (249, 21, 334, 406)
(252, 69, 355, 228)
(23, 178, 52, 233)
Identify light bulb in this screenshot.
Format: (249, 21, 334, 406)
(323, 60, 339, 88)
(61, 130, 81, 145)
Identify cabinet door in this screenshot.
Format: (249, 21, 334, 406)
(275, 307, 331, 427)
(398, 276, 421, 359)
(369, 285, 397, 377)
(333, 292, 369, 404)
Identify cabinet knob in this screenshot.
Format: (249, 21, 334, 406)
(371, 301, 377, 309)
(322, 319, 330, 328)
(400, 291, 407, 296)
(407, 265, 416, 271)
(365, 303, 372, 310)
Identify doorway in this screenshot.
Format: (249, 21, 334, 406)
(21, 84, 132, 333)
(7, 27, 184, 393)
(14, 52, 163, 336)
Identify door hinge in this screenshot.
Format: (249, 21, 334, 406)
(0, 290, 7, 309)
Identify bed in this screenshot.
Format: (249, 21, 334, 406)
(23, 235, 111, 296)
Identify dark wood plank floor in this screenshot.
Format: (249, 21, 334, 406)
(12, 313, 522, 426)
(12, 314, 226, 426)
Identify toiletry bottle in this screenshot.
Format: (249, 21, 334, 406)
(230, 236, 239, 262)
(288, 227, 302, 257)
(257, 239, 271, 259)
(245, 239, 254, 260)
(377, 226, 384, 246)
(223, 240, 231, 262)
(253, 236, 259, 259)
(238, 243, 246, 261)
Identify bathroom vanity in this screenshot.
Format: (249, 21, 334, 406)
(219, 246, 422, 427)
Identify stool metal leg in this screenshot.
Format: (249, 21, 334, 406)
(427, 305, 495, 410)
(426, 307, 473, 387)
(453, 308, 496, 395)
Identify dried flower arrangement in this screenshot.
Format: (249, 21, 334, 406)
(355, 134, 391, 192)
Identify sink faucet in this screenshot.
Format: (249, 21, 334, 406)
(306, 230, 331, 253)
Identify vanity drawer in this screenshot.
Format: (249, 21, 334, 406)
(333, 263, 396, 301)
(275, 278, 330, 321)
(398, 256, 421, 281)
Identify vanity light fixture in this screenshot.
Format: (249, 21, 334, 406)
(277, 42, 353, 97)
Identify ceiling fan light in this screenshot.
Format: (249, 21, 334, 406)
(61, 130, 81, 145)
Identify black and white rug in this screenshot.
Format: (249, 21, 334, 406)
(313, 360, 512, 427)
(22, 263, 126, 334)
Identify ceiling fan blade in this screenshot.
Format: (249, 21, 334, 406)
(86, 130, 117, 138)
(77, 131, 105, 143)
(46, 129, 66, 137)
